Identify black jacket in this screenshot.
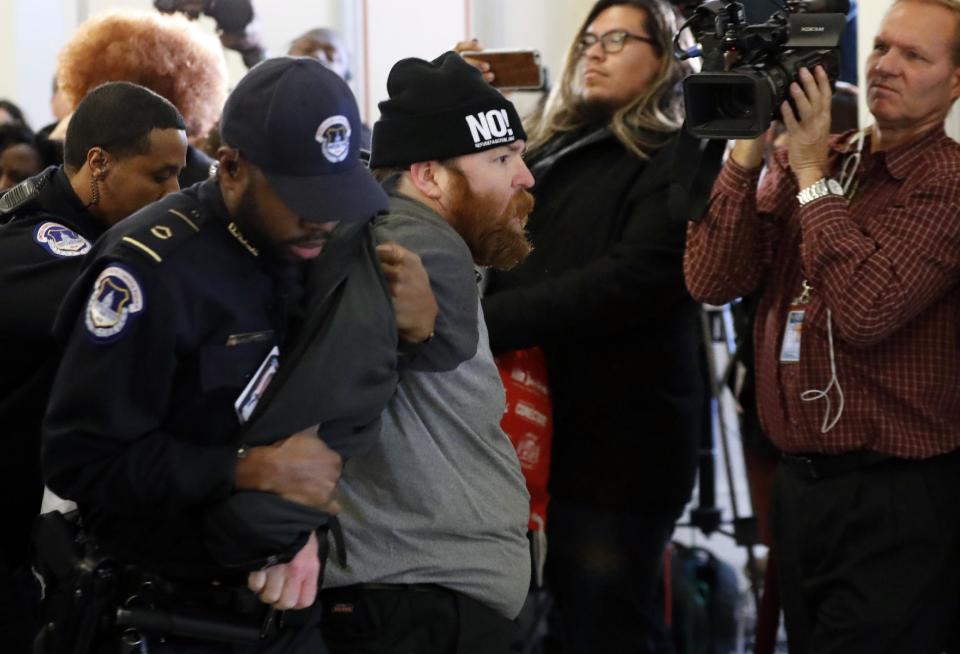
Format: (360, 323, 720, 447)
(0, 167, 107, 568)
(484, 128, 706, 512)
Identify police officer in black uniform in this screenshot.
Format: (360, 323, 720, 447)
(41, 57, 430, 653)
(0, 82, 188, 654)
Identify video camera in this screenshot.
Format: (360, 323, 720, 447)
(677, 0, 849, 139)
(153, 0, 254, 34)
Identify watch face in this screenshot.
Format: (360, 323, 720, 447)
(827, 179, 844, 195)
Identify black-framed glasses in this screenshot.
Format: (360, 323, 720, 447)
(577, 29, 656, 55)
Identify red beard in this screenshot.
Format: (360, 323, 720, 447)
(444, 167, 535, 270)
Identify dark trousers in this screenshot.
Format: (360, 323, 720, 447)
(319, 584, 516, 654)
(544, 498, 678, 654)
(772, 449, 960, 654)
(141, 624, 330, 654)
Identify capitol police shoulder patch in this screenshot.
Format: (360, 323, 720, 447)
(85, 264, 146, 343)
(33, 221, 92, 258)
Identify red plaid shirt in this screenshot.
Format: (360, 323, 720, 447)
(685, 126, 960, 458)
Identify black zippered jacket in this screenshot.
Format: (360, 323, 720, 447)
(484, 128, 706, 513)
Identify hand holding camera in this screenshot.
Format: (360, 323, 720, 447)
(782, 65, 832, 187)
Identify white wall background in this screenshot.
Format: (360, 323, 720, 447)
(856, 0, 886, 129)
(2, 0, 958, 137)
(0, 0, 594, 131)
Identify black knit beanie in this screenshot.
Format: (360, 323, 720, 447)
(370, 51, 527, 168)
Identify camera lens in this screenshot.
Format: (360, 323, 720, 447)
(717, 84, 756, 120)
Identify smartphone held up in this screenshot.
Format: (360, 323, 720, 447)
(460, 49, 546, 91)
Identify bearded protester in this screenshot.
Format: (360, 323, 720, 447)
(318, 52, 534, 654)
(54, 9, 228, 187)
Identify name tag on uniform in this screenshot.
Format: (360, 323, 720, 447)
(234, 346, 280, 424)
(225, 330, 274, 347)
(780, 310, 805, 363)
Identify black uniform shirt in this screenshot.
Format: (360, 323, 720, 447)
(0, 166, 106, 567)
(43, 178, 299, 581)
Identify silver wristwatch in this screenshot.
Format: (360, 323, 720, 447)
(796, 177, 844, 206)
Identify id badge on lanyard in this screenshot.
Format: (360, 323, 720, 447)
(780, 281, 812, 363)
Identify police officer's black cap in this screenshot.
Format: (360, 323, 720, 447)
(220, 56, 387, 223)
(370, 51, 526, 169)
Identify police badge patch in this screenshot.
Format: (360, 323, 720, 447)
(316, 115, 351, 163)
(85, 264, 145, 343)
(33, 222, 92, 258)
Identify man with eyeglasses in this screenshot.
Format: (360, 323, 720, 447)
(459, 1, 711, 653)
(578, 27, 658, 54)
(686, 1, 960, 652)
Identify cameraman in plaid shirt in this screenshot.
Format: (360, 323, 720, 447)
(685, 1, 960, 652)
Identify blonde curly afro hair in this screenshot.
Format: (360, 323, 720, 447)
(57, 10, 228, 137)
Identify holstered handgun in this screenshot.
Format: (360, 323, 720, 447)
(32, 513, 326, 651)
(32, 511, 117, 654)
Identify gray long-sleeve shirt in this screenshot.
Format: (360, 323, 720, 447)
(324, 194, 531, 618)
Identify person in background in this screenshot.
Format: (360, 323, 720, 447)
(0, 124, 45, 191)
(463, 1, 708, 652)
(289, 27, 352, 80)
(0, 100, 28, 128)
(49, 77, 71, 125)
(53, 9, 228, 187)
(684, 0, 960, 651)
(0, 81, 188, 654)
(288, 27, 371, 150)
(33, 76, 75, 151)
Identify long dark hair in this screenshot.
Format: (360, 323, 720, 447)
(525, 0, 696, 159)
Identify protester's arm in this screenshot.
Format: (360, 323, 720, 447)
(248, 531, 320, 610)
(373, 214, 479, 371)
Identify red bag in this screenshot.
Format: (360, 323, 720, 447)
(495, 347, 552, 531)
